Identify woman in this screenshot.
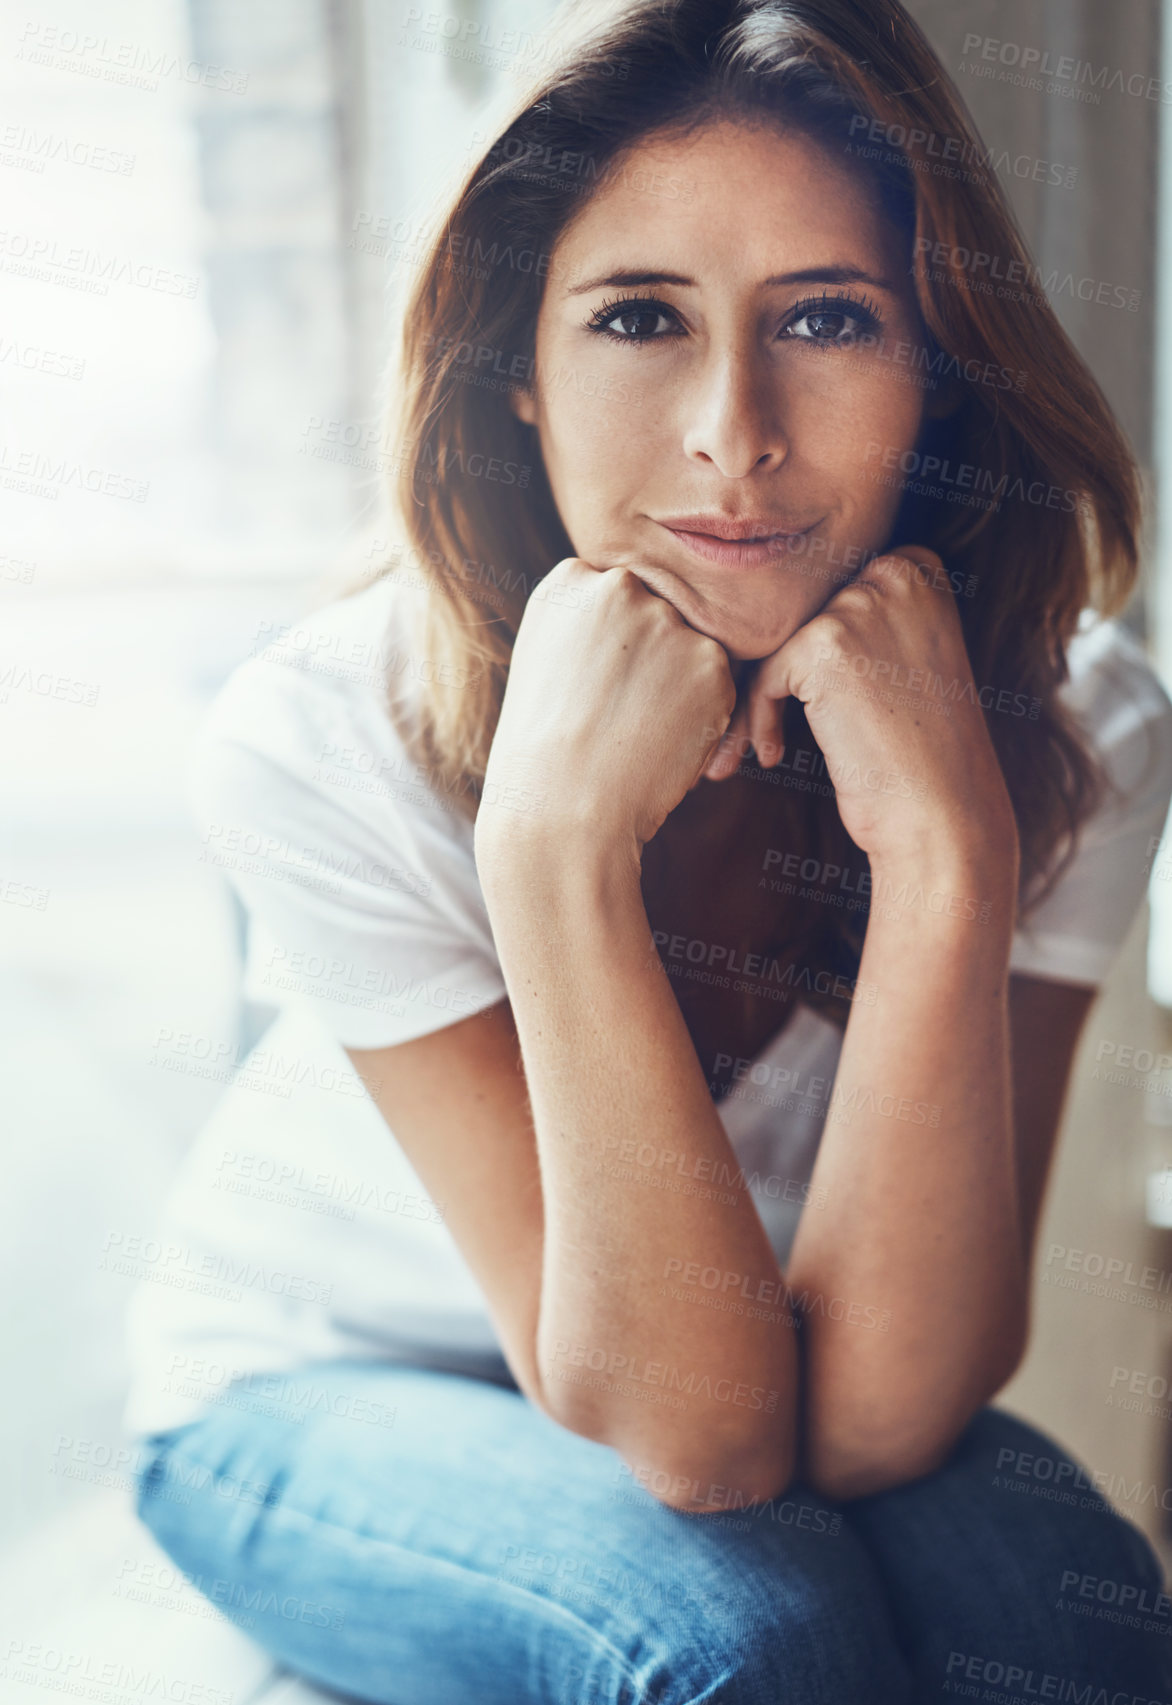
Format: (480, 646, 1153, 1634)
(128, 0, 1172, 1698)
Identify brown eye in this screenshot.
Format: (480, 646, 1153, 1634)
(804, 310, 851, 339)
(784, 294, 880, 346)
(606, 307, 671, 339)
(588, 296, 681, 342)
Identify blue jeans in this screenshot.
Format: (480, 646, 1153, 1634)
(133, 1357, 1172, 1704)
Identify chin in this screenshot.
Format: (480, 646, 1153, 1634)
(720, 631, 795, 664)
(700, 607, 807, 663)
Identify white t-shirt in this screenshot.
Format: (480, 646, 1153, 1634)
(121, 573, 1172, 1437)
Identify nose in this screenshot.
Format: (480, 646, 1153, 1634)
(681, 345, 789, 478)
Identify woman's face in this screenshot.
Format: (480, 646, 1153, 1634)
(511, 118, 930, 661)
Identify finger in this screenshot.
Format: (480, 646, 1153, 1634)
(856, 545, 945, 594)
(703, 700, 748, 782)
(746, 679, 786, 769)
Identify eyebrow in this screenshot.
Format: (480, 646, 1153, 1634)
(565, 265, 897, 295)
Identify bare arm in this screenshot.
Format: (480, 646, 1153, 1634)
(352, 558, 800, 1508)
(347, 999, 546, 1402)
(475, 824, 799, 1506)
(785, 948, 1095, 1502)
(725, 547, 1097, 1498)
(784, 845, 1023, 1499)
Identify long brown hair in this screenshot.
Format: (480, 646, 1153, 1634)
(377, 0, 1142, 1025)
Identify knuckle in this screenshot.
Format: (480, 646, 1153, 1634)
(876, 549, 945, 594)
(867, 558, 909, 596)
(697, 635, 733, 682)
(813, 613, 849, 655)
(608, 565, 645, 600)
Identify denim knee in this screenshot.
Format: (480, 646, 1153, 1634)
(844, 1406, 1172, 1697)
(613, 1495, 913, 1705)
(955, 1407, 1166, 1586)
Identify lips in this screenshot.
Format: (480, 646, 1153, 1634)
(653, 511, 822, 569)
(655, 512, 817, 542)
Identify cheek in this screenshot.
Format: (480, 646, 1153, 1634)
(795, 370, 922, 521)
(540, 377, 660, 503)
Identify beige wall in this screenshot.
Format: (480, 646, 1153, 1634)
(1002, 909, 1172, 1553)
(904, 0, 1159, 472)
(896, 0, 1172, 1552)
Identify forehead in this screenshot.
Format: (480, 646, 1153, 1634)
(553, 118, 902, 283)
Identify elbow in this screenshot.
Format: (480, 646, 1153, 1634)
(537, 1367, 799, 1513)
(804, 1319, 1030, 1505)
(804, 1434, 953, 1503)
(803, 1373, 1016, 1504)
(633, 1448, 798, 1515)
(800, 1390, 975, 1504)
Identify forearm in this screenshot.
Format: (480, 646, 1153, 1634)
(785, 841, 1026, 1499)
(477, 826, 799, 1504)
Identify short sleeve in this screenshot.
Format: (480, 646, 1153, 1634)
(189, 584, 508, 1050)
(1008, 617, 1172, 989)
